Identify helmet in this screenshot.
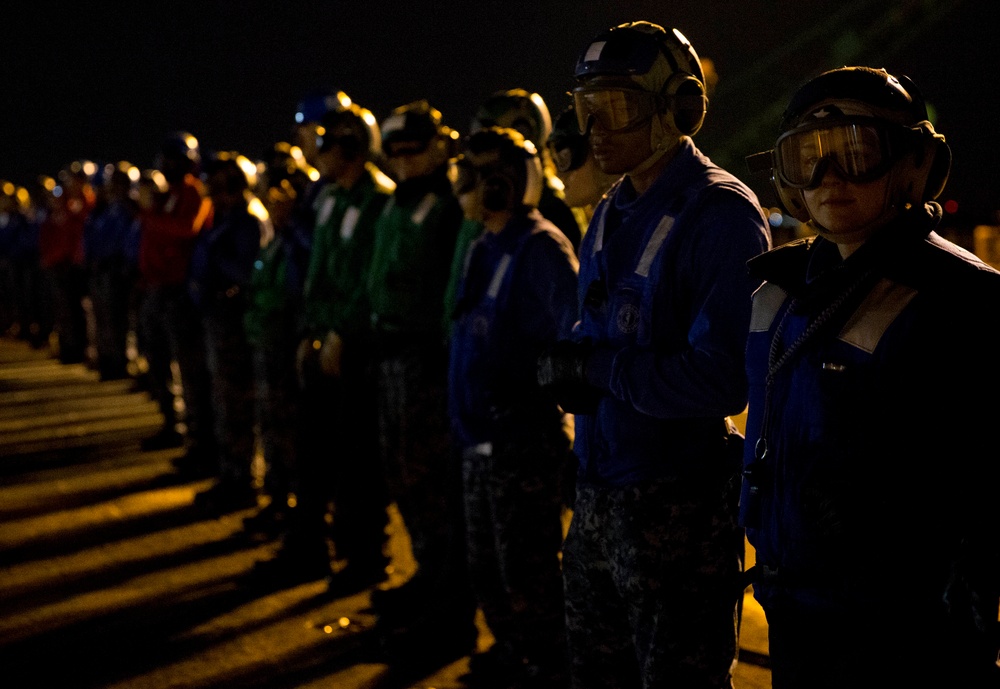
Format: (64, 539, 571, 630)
(139, 168, 169, 195)
(59, 159, 100, 187)
(315, 102, 382, 161)
(547, 104, 589, 174)
(769, 66, 950, 222)
(452, 127, 543, 212)
(471, 89, 552, 149)
(157, 131, 201, 182)
(103, 161, 139, 195)
(382, 99, 458, 150)
(262, 141, 318, 191)
(160, 131, 201, 166)
(202, 150, 258, 195)
(573, 21, 707, 138)
(295, 88, 352, 125)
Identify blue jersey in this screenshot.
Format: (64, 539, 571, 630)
(188, 203, 267, 311)
(83, 198, 140, 268)
(449, 209, 578, 447)
(572, 137, 770, 486)
(741, 206, 1000, 615)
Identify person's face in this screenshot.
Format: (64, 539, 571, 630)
(386, 139, 439, 182)
(450, 154, 493, 223)
(454, 174, 485, 222)
(802, 166, 890, 236)
(588, 117, 653, 176)
(265, 183, 295, 230)
(293, 123, 321, 166)
(315, 143, 350, 181)
(206, 173, 241, 210)
(557, 157, 598, 209)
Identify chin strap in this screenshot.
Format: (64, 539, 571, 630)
(627, 146, 670, 178)
(627, 115, 679, 178)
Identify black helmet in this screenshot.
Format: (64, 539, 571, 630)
(160, 131, 201, 166)
(381, 100, 461, 169)
(103, 161, 139, 195)
(262, 141, 317, 192)
(766, 66, 950, 222)
(573, 21, 707, 137)
(157, 131, 201, 181)
(202, 150, 258, 195)
(58, 159, 99, 187)
(452, 127, 543, 212)
(383, 100, 442, 146)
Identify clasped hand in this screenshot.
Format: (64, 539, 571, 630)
(537, 339, 601, 415)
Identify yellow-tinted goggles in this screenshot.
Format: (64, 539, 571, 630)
(572, 87, 659, 133)
(775, 119, 900, 188)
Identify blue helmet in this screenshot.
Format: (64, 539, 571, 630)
(295, 89, 352, 125)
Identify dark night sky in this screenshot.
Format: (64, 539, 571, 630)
(3, 0, 996, 223)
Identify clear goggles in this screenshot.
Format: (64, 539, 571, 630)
(774, 119, 903, 189)
(572, 86, 659, 133)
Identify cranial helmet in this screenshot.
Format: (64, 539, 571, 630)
(573, 21, 707, 138)
(160, 131, 201, 166)
(263, 141, 317, 192)
(295, 89, 352, 125)
(202, 150, 258, 195)
(104, 161, 139, 193)
(767, 66, 950, 223)
(157, 131, 201, 181)
(382, 99, 445, 147)
(471, 89, 553, 150)
(453, 127, 544, 212)
(547, 104, 590, 173)
(316, 102, 382, 161)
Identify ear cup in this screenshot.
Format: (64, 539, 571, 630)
(773, 176, 810, 223)
(663, 74, 707, 136)
(922, 138, 951, 201)
(905, 127, 951, 203)
(482, 175, 514, 211)
(522, 156, 543, 207)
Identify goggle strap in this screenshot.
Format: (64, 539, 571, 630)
(745, 150, 773, 176)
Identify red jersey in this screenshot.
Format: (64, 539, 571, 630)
(138, 173, 213, 287)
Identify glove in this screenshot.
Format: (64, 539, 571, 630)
(295, 337, 321, 388)
(318, 330, 343, 378)
(537, 339, 602, 415)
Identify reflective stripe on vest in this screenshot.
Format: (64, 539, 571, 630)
(838, 278, 917, 353)
(412, 193, 437, 225)
(589, 203, 675, 276)
(749, 278, 916, 353)
(750, 282, 788, 333)
(635, 215, 674, 277)
(487, 254, 512, 299)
